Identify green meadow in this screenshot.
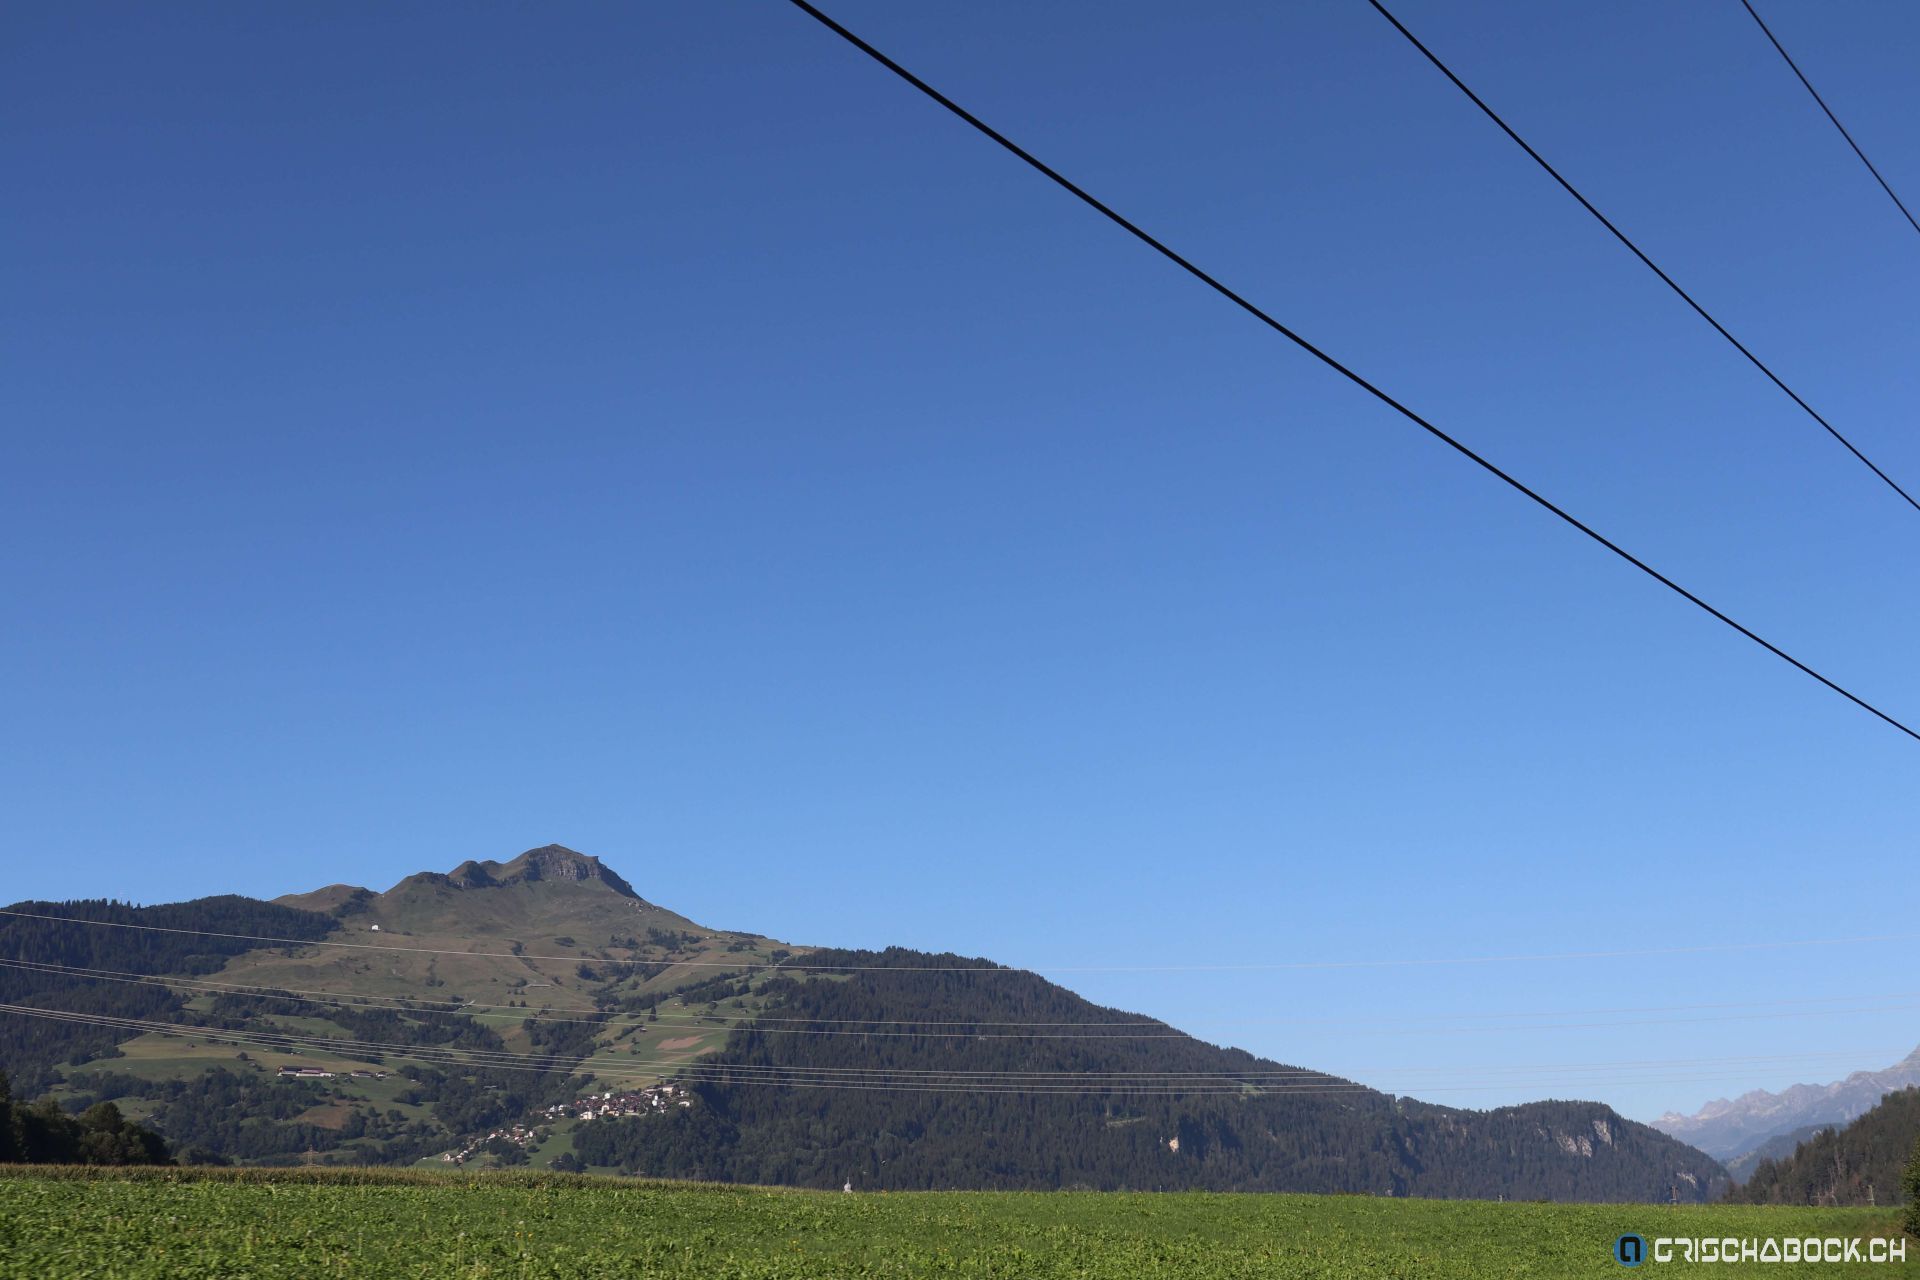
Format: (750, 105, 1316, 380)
(0, 1166, 1909, 1279)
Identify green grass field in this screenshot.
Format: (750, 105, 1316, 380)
(0, 1167, 1909, 1279)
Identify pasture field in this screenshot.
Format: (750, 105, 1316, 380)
(0, 1166, 1908, 1279)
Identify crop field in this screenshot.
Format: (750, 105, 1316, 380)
(0, 1167, 1910, 1279)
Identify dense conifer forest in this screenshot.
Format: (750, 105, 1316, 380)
(1730, 1087, 1920, 1209)
(0, 1070, 169, 1166)
(0, 897, 338, 1094)
(572, 949, 1727, 1201)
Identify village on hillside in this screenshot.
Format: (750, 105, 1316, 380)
(543, 1084, 691, 1123)
(438, 1083, 693, 1166)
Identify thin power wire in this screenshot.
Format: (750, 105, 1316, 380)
(0, 961, 1179, 1041)
(8, 1007, 1887, 1104)
(11, 954, 1920, 1031)
(1368, 0, 1920, 515)
(8, 956, 1920, 1040)
(8, 991, 1883, 1073)
(1738, 0, 1920, 241)
(0, 1002, 1885, 1094)
(6, 906, 1919, 972)
(780, 0, 1919, 743)
(7, 1002, 1885, 1100)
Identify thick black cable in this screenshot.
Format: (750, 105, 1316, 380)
(1369, 0, 1920, 515)
(781, 1, 1920, 744)
(1738, 0, 1920, 241)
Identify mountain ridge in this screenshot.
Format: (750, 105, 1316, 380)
(444, 845, 641, 898)
(1727, 1086, 1920, 1206)
(1653, 1046, 1920, 1163)
(5, 846, 1728, 1199)
(573, 944, 1727, 1199)
(274, 844, 647, 908)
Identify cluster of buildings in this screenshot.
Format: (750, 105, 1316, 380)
(540, 1084, 692, 1122)
(440, 1123, 541, 1165)
(274, 1065, 389, 1080)
(436, 1086, 691, 1167)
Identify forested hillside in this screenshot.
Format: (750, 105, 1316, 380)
(573, 948, 1728, 1201)
(1730, 1087, 1920, 1208)
(1, 863, 1732, 1201)
(0, 897, 338, 1093)
(1724, 1122, 1829, 1183)
(0, 855, 799, 1171)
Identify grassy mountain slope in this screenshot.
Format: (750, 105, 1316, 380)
(5, 847, 799, 1165)
(0, 896, 339, 1094)
(220, 844, 798, 1084)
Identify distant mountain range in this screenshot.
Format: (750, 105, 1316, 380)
(1722, 1123, 1833, 1185)
(1725, 1087, 1920, 1207)
(3, 845, 1726, 1200)
(1652, 1046, 1920, 1164)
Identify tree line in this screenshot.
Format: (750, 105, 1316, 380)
(0, 1069, 169, 1166)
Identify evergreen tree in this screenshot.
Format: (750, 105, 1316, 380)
(0, 1069, 169, 1166)
(1731, 1088, 1920, 1208)
(1902, 1133, 1919, 1240)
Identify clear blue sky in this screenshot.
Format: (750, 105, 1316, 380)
(4, 0, 1916, 1122)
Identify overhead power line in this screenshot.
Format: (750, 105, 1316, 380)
(1738, 0, 1920, 241)
(12, 955, 1920, 1032)
(6, 907, 1919, 972)
(10, 956, 1920, 1040)
(778, 0, 1919, 744)
(1368, 0, 1920, 515)
(0, 1001, 1888, 1096)
(0, 997, 1881, 1105)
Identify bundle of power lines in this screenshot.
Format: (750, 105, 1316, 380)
(786, 0, 1920, 743)
(4, 2, 1916, 1103)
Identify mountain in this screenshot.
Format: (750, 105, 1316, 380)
(274, 844, 684, 934)
(3, 846, 1725, 1199)
(1726, 1087, 1920, 1207)
(232, 843, 776, 1021)
(1652, 1047, 1920, 1163)
(1, 845, 790, 1165)
(573, 946, 1726, 1200)
(0, 895, 342, 1094)
(1723, 1123, 1832, 1184)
